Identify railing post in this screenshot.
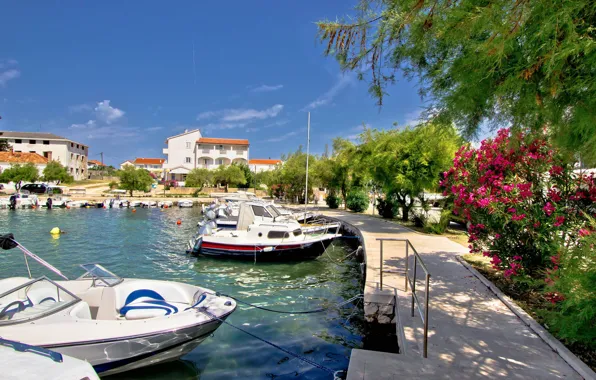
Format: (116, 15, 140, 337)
(411, 255, 417, 317)
(379, 240, 384, 290)
(405, 242, 409, 292)
(424, 273, 430, 358)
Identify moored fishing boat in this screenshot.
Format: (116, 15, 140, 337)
(187, 202, 340, 261)
(158, 200, 173, 208)
(178, 199, 193, 208)
(0, 234, 236, 376)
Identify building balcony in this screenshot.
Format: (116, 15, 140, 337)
(162, 148, 168, 154)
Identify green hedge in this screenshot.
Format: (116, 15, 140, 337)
(346, 189, 369, 213)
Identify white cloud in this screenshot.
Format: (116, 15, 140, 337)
(0, 59, 17, 70)
(70, 120, 96, 129)
(196, 111, 217, 120)
(251, 84, 283, 93)
(201, 122, 247, 132)
(95, 100, 125, 124)
(302, 73, 356, 111)
(402, 109, 423, 127)
(263, 119, 289, 128)
(266, 127, 306, 142)
(0, 69, 20, 87)
(147, 126, 163, 132)
(68, 103, 93, 113)
(196, 104, 284, 122)
(246, 127, 260, 132)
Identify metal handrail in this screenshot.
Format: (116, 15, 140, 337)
(376, 238, 431, 358)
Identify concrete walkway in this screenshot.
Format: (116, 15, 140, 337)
(321, 210, 584, 380)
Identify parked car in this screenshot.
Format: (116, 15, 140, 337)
(20, 183, 49, 194)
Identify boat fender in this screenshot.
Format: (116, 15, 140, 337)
(176, 219, 182, 225)
(50, 227, 61, 235)
(263, 247, 274, 252)
(132, 209, 136, 213)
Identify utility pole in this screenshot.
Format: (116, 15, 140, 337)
(100, 152, 104, 166)
(304, 112, 310, 220)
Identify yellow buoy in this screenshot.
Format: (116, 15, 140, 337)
(50, 227, 61, 235)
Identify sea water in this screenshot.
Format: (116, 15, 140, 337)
(0, 207, 364, 379)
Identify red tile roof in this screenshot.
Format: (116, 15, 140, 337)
(133, 158, 165, 165)
(249, 159, 282, 165)
(88, 159, 104, 166)
(198, 138, 249, 146)
(0, 152, 48, 164)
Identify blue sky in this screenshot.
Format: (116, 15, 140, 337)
(0, 1, 424, 166)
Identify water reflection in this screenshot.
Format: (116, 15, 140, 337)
(0, 208, 364, 379)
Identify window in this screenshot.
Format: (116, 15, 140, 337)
(29, 140, 36, 144)
(293, 229, 303, 236)
(43, 140, 50, 145)
(267, 231, 290, 239)
(14, 139, 22, 143)
(216, 159, 223, 165)
(71, 143, 74, 147)
(29, 151, 36, 153)
(71, 153, 74, 159)
(252, 205, 272, 218)
(186, 142, 191, 149)
(185, 157, 191, 163)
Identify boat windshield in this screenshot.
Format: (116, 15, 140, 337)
(77, 264, 122, 287)
(0, 277, 80, 325)
(266, 205, 282, 218)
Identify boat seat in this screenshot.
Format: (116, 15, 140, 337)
(118, 289, 181, 320)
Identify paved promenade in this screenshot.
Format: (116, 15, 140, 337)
(321, 210, 585, 380)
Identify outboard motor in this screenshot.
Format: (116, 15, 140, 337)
(9, 194, 17, 210)
(46, 197, 53, 210)
(205, 210, 217, 220)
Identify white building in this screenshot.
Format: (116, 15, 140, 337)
(162, 129, 249, 182)
(0, 131, 88, 180)
(120, 158, 165, 178)
(249, 159, 282, 173)
(0, 151, 48, 177)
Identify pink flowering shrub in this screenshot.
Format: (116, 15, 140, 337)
(441, 128, 596, 274)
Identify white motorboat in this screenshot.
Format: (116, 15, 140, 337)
(178, 199, 194, 208)
(141, 200, 157, 208)
(1, 338, 99, 380)
(6, 193, 39, 209)
(0, 198, 10, 209)
(102, 199, 129, 208)
(66, 200, 89, 208)
(158, 201, 174, 208)
(208, 202, 340, 234)
(0, 234, 236, 376)
(187, 202, 340, 261)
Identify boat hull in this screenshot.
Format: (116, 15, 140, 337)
(43, 315, 228, 376)
(195, 236, 335, 261)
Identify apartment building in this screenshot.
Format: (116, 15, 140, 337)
(0, 131, 88, 180)
(249, 159, 282, 173)
(162, 129, 249, 182)
(120, 158, 165, 177)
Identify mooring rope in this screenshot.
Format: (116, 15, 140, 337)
(213, 292, 363, 314)
(197, 307, 346, 379)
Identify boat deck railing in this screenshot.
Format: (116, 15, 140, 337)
(376, 238, 431, 358)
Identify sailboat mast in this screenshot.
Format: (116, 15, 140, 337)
(304, 112, 311, 217)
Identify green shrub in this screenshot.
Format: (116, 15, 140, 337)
(376, 197, 398, 219)
(164, 184, 171, 191)
(108, 181, 118, 190)
(541, 221, 596, 349)
(424, 209, 452, 234)
(346, 189, 369, 213)
(326, 190, 340, 209)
